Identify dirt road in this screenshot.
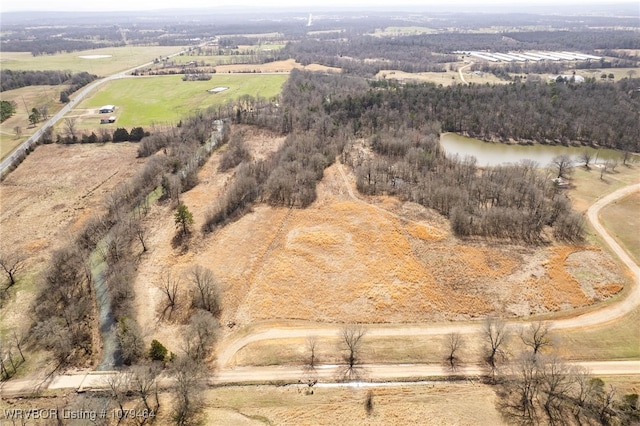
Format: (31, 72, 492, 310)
(216, 182, 640, 369)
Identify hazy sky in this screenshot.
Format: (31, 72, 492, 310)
(0, 0, 629, 14)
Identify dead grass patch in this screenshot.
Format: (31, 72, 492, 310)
(213, 58, 341, 74)
(205, 383, 504, 426)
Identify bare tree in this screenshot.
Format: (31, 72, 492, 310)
(482, 317, 509, 374)
(340, 324, 367, 381)
(550, 155, 574, 180)
(498, 352, 541, 424)
(171, 355, 207, 426)
(159, 272, 180, 320)
(600, 160, 610, 180)
(444, 332, 464, 371)
(130, 363, 162, 415)
(0, 250, 25, 288)
(305, 335, 318, 370)
(579, 150, 593, 170)
(520, 321, 552, 355)
(104, 371, 132, 416)
(64, 117, 77, 139)
(182, 310, 219, 361)
(189, 265, 222, 316)
(129, 218, 148, 253)
(38, 105, 49, 120)
(116, 317, 144, 365)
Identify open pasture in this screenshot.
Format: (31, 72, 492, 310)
(75, 74, 287, 127)
(0, 46, 185, 75)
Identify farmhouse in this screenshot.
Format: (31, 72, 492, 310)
(99, 105, 116, 113)
(100, 116, 116, 124)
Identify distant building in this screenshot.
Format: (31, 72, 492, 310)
(99, 105, 116, 113)
(100, 116, 116, 124)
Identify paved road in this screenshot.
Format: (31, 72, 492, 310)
(0, 47, 191, 177)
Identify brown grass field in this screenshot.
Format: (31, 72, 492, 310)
(213, 58, 341, 74)
(124, 131, 635, 359)
(0, 85, 65, 160)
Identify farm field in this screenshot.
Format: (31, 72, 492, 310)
(0, 46, 185, 75)
(0, 85, 64, 159)
(74, 74, 288, 128)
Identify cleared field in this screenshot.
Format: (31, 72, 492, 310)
(0, 46, 184, 75)
(75, 74, 287, 127)
(600, 191, 640, 265)
(0, 85, 63, 160)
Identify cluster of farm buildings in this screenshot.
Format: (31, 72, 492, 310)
(455, 50, 602, 63)
(99, 105, 116, 124)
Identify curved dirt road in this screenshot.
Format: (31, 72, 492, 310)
(217, 182, 640, 369)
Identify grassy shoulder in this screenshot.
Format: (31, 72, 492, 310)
(74, 74, 287, 128)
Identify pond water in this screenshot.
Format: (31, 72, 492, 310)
(440, 133, 621, 167)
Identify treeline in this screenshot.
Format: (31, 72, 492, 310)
(353, 128, 582, 243)
(29, 112, 224, 367)
(365, 78, 640, 152)
(1, 39, 122, 56)
(59, 72, 99, 103)
(53, 126, 148, 145)
(476, 58, 637, 80)
(0, 70, 98, 93)
(202, 70, 588, 242)
(282, 37, 453, 76)
(1, 100, 16, 122)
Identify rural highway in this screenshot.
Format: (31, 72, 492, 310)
(0, 46, 194, 177)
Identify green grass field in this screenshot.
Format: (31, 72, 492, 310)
(0, 46, 185, 75)
(75, 74, 288, 127)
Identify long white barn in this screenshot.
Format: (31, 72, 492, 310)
(455, 50, 602, 63)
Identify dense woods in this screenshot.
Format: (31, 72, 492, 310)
(195, 70, 591, 243)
